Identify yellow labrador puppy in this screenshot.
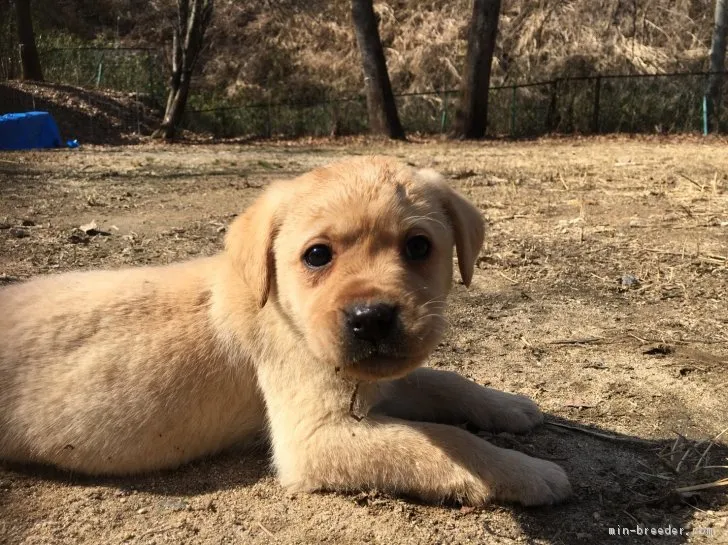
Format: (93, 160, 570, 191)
(0, 157, 571, 506)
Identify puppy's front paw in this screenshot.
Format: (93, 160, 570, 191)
(493, 451, 572, 506)
(471, 389, 544, 433)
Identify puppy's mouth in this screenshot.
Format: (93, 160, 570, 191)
(347, 338, 403, 361)
(339, 336, 429, 380)
(339, 354, 416, 381)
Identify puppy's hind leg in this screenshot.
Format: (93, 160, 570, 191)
(372, 368, 544, 433)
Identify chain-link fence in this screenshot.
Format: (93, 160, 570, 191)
(2, 45, 727, 140)
(486, 71, 728, 136)
(0, 47, 167, 142)
(184, 71, 728, 138)
(182, 96, 370, 138)
(38, 47, 166, 100)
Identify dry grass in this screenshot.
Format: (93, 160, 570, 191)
(181, 0, 715, 102)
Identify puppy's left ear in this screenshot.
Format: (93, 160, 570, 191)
(417, 168, 486, 287)
(225, 182, 288, 307)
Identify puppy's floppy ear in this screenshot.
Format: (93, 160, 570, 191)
(417, 168, 486, 287)
(225, 182, 287, 307)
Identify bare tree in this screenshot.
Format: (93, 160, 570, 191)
(453, 0, 502, 139)
(351, 0, 405, 140)
(15, 0, 43, 81)
(706, 0, 727, 132)
(154, 0, 214, 140)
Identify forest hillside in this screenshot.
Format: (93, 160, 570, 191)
(0, 0, 715, 105)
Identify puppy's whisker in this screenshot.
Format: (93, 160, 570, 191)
(400, 287, 429, 300)
(420, 298, 446, 309)
(419, 313, 452, 326)
(418, 303, 447, 316)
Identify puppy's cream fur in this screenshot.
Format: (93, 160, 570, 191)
(0, 157, 571, 506)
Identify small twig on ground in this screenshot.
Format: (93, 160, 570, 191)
(589, 272, 610, 282)
(491, 214, 530, 223)
(678, 204, 695, 218)
(643, 248, 691, 258)
(694, 427, 728, 471)
(496, 270, 518, 284)
(627, 332, 650, 344)
(622, 510, 644, 529)
(545, 420, 653, 445)
(678, 172, 704, 191)
(642, 247, 727, 263)
(559, 172, 569, 190)
(675, 478, 728, 493)
(635, 460, 674, 481)
(634, 470, 674, 482)
(675, 445, 695, 474)
(666, 435, 683, 466)
(258, 521, 276, 538)
(548, 336, 604, 345)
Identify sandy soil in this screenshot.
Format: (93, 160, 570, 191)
(1, 137, 727, 544)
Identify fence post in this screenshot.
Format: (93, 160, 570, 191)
(510, 85, 517, 137)
(545, 79, 558, 132)
(221, 110, 229, 138)
(146, 52, 154, 99)
(592, 76, 601, 134)
(265, 101, 272, 138)
(95, 59, 103, 88)
(440, 91, 449, 133)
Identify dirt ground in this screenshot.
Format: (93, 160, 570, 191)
(1, 137, 727, 544)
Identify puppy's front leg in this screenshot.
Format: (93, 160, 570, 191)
(373, 368, 543, 433)
(279, 415, 570, 506)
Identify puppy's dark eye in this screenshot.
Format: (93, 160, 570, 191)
(404, 235, 431, 261)
(303, 244, 333, 268)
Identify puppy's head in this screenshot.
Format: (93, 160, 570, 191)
(226, 157, 485, 381)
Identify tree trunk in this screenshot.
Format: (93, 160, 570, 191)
(453, 0, 502, 139)
(706, 0, 727, 132)
(351, 0, 405, 140)
(155, 0, 213, 140)
(159, 73, 192, 139)
(15, 0, 43, 82)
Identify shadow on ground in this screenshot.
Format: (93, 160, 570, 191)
(1, 416, 725, 544)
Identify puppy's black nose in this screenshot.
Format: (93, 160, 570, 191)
(346, 303, 398, 343)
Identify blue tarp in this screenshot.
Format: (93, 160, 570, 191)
(0, 111, 62, 150)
